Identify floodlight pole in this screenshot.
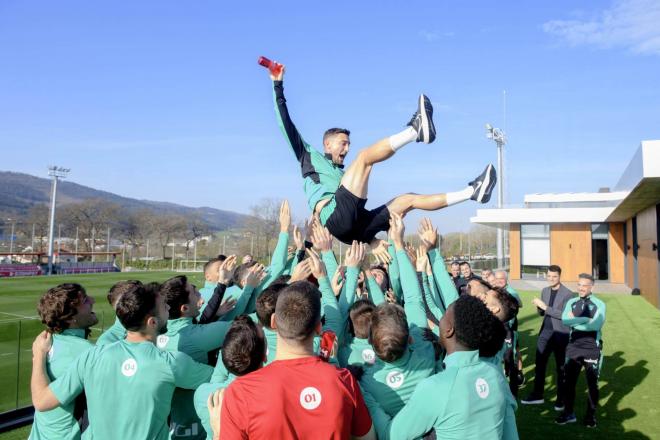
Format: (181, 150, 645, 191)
(47, 166, 69, 275)
(486, 125, 506, 269)
(8, 219, 15, 258)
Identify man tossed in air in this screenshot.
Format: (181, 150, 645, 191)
(268, 63, 496, 250)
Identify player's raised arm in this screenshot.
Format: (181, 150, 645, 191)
(268, 62, 312, 164)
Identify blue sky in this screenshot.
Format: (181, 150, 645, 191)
(1, 0, 659, 231)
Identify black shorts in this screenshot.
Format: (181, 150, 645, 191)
(323, 185, 390, 245)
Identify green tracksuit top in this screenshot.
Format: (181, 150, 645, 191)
(359, 249, 436, 416)
(193, 359, 236, 440)
(365, 350, 519, 440)
(49, 340, 212, 440)
(29, 329, 94, 440)
(428, 248, 459, 308)
(562, 294, 606, 341)
(157, 317, 231, 440)
(273, 81, 344, 217)
(338, 337, 376, 368)
(95, 317, 125, 346)
(249, 275, 341, 366)
(197, 280, 217, 318)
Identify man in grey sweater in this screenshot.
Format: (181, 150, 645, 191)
(522, 265, 575, 410)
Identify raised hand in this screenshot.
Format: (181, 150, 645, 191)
(217, 255, 237, 285)
(418, 217, 438, 251)
(330, 268, 345, 297)
(245, 263, 267, 288)
(269, 62, 286, 81)
(344, 241, 367, 268)
(405, 242, 417, 268)
(305, 248, 327, 279)
(279, 200, 291, 233)
(290, 259, 312, 282)
(371, 239, 392, 264)
(415, 246, 429, 273)
(293, 225, 304, 251)
(311, 223, 333, 253)
(217, 297, 237, 318)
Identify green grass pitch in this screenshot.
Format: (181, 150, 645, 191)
(0, 273, 659, 439)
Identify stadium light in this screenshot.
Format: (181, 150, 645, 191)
(47, 166, 70, 275)
(485, 124, 506, 269)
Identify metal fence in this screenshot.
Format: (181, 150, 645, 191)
(0, 311, 113, 415)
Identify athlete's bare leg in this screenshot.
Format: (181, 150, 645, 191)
(386, 193, 449, 216)
(339, 138, 396, 199)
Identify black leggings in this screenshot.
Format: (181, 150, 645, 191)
(564, 351, 601, 416)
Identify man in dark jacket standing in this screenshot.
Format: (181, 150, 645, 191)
(522, 265, 575, 410)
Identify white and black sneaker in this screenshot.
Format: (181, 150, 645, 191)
(407, 94, 436, 144)
(469, 164, 497, 203)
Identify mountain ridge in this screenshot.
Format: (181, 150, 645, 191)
(0, 170, 247, 230)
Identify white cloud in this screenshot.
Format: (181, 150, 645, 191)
(542, 0, 660, 55)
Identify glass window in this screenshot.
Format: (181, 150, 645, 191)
(591, 223, 609, 239)
(521, 224, 550, 238)
(521, 224, 550, 268)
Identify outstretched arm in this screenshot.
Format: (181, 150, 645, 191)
(271, 65, 312, 165)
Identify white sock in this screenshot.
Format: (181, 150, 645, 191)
(388, 127, 417, 151)
(446, 186, 474, 206)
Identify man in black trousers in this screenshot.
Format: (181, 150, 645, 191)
(522, 265, 575, 410)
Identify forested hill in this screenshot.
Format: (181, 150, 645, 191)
(0, 171, 247, 230)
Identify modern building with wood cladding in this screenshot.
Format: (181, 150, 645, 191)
(471, 140, 660, 309)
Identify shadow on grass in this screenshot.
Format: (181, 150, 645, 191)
(516, 327, 651, 439)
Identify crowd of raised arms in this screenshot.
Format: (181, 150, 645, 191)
(29, 200, 526, 440)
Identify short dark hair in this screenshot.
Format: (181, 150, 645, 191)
(477, 311, 507, 358)
(370, 304, 409, 363)
(232, 261, 257, 288)
(274, 281, 321, 341)
(489, 287, 520, 323)
(203, 257, 224, 276)
(221, 315, 265, 376)
(159, 275, 189, 319)
(459, 261, 471, 268)
(255, 282, 288, 328)
(37, 283, 86, 333)
(370, 265, 390, 291)
(115, 284, 157, 331)
(107, 280, 142, 307)
(578, 273, 594, 283)
(323, 128, 350, 143)
(548, 265, 562, 275)
(454, 295, 502, 351)
(467, 278, 492, 296)
(349, 300, 376, 339)
(450, 261, 460, 267)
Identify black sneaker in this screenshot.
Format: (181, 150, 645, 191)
(521, 393, 544, 405)
(584, 416, 597, 428)
(469, 164, 497, 203)
(516, 371, 526, 388)
(407, 94, 436, 144)
(555, 412, 577, 425)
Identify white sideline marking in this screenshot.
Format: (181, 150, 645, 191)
(0, 312, 38, 320)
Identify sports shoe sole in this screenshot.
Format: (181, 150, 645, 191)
(418, 94, 436, 144)
(475, 164, 496, 203)
(520, 399, 544, 405)
(554, 405, 565, 412)
(555, 417, 577, 425)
